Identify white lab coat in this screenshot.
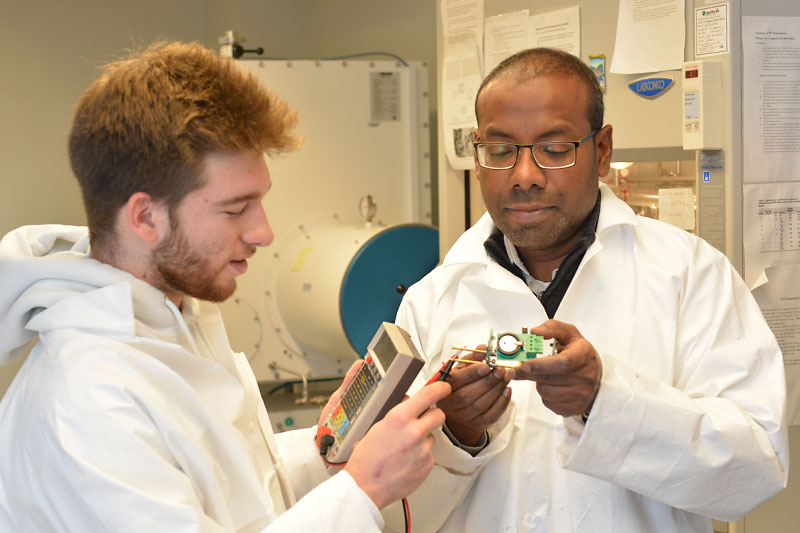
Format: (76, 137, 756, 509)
(391, 184, 788, 532)
(0, 225, 382, 532)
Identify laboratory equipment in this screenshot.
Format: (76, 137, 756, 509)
(682, 59, 723, 150)
(317, 322, 424, 468)
(220, 57, 435, 386)
(275, 220, 438, 365)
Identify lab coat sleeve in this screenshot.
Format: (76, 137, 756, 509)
(9, 369, 382, 533)
(557, 239, 789, 521)
(266, 471, 383, 532)
(269, 420, 386, 531)
(384, 277, 517, 532)
(7, 369, 236, 532)
(274, 425, 332, 499)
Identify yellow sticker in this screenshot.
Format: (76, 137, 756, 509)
(290, 247, 312, 271)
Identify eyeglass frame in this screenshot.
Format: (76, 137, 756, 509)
(473, 129, 600, 170)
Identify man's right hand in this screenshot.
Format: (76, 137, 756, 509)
(344, 381, 450, 510)
(437, 348, 513, 446)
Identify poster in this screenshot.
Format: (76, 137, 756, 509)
(742, 16, 800, 183)
(751, 265, 800, 426)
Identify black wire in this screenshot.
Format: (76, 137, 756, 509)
(464, 170, 471, 230)
(402, 497, 410, 533)
(240, 51, 409, 66)
(264, 377, 342, 396)
(324, 52, 408, 66)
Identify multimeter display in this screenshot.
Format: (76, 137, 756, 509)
(320, 322, 424, 468)
(372, 332, 397, 371)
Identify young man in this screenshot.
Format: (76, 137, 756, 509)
(393, 48, 788, 532)
(0, 41, 449, 531)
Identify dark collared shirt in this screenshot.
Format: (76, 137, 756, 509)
(483, 191, 601, 318)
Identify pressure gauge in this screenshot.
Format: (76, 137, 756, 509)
(497, 333, 521, 355)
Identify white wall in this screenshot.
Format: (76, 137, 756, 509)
(0, 1, 436, 397)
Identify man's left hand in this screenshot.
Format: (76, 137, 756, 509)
(514, 320, 601, 418)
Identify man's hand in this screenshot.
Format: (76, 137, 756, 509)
(438, 348, 512, 446)
(344, 381, 450, 510)
(514, 320, 601, 418)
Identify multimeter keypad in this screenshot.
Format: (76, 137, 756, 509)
(334, 360, 382, 439)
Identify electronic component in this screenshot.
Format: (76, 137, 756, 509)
(486, 328, 556, 368)
(318, 322, 424, 469)
(682, 59, 722, 150)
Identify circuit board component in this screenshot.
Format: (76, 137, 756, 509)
(487, 328, 557, 368)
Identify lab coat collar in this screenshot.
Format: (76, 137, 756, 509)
(441, 184, 638, 294)
(596, 183, 639, 235)
(0, 224, 203, 365)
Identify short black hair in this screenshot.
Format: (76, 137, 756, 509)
(475, 47, 604, 131)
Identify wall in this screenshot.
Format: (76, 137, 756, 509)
(0, 0, 203, 396)
(0, 0, 437, 397)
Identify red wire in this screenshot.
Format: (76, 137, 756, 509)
(402, 497, 411, 533)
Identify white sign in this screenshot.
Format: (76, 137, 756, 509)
(695, 4, 729, 57)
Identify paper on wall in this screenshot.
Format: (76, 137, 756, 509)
(529, 6, 580, 57)
(743, 182, 800, 289)
(442, 45, 482, 170)
(742, 16, 800, 183)
(694, 3, 729, 57)
(484, 10, 530, 75)
(658, 187, 695, 230)
(441, 0, 484, 55)
(751, 264, 800, 426)
(610, 0, 685, 74)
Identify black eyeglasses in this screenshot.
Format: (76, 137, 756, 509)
(474, 130, 599, 170)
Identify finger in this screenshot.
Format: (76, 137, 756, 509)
(529, 319, 580, 347)
(415, 406, 447, 432)
(521, 340, 593, 375)
(522, 354, 574, 376)
(456, 379, 509, 418)
(446, 358, 493, 389)
(471, 385, 511, 427)
(444, 368, 508, 411)
(342, 359, 364, 386)
(396, 381, 451, 418)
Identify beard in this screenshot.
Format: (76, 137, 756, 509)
(492, 189, 571, 250)
(150, 223, 236, 303)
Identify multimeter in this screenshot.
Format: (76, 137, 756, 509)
(318, 322, 424, 469)
(486, 328, 556, 368)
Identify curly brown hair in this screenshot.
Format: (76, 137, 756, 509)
(68, 41, 302, 248)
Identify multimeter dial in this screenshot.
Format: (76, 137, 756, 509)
(497, 333, 521, 355)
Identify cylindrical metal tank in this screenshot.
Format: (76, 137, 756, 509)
(276, 223, 438, 361)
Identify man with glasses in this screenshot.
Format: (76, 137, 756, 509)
(388, 48, 787, 532)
